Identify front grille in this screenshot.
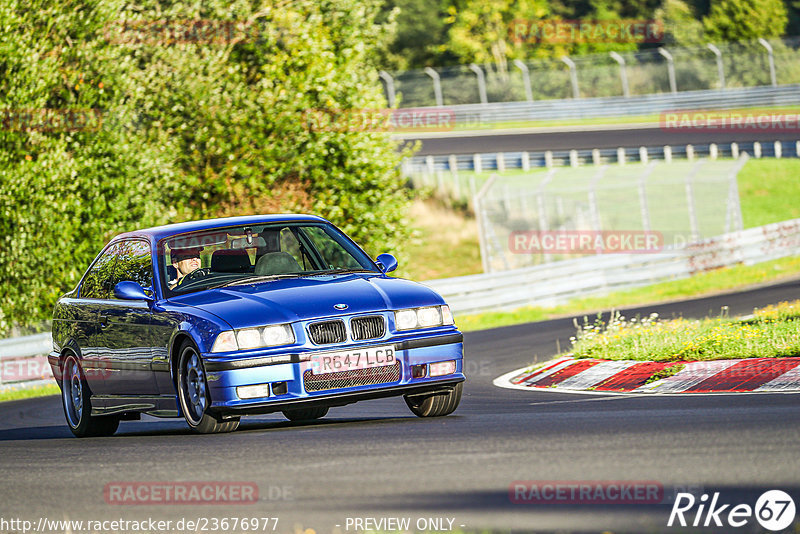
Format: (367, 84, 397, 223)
(307, 320, 346, 345)
(303, 362, 401, 392)
(351, 315, 385, 341)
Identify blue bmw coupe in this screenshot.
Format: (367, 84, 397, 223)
(50, 215, 465, 436)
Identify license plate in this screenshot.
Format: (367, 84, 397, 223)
(310, 345, 396, 375)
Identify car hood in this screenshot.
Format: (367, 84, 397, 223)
(167, 273, 445, 328)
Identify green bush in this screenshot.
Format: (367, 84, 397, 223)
(0, 0, 410, 334)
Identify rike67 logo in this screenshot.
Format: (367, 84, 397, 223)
(668, 490, 796, 531)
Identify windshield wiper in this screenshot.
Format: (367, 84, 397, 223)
(302, 268, 375, 276)
(210, 274, 300, 289)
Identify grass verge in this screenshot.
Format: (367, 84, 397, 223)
(0, 384, 59, 403)
(565, 300, 800, 362)
(455, 255, 800, 332)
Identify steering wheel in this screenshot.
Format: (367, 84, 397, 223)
(179, 267, 212, 285)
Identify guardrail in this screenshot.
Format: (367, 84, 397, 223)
(406, 139, 800, 175)
(395, 85, 800, 128)
(422, 218, 800, 315)
(0, 333, 54, 392)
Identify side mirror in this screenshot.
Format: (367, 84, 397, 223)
(376, 253, 398, 274)
(114, 281, 154, 301)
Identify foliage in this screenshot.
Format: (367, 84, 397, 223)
(0, 0, 410, 334)
(703, 0, 788, 41)
(568, 303, 800, 361)
(655, 0, 706, 46)
(383, 0, 800, 69)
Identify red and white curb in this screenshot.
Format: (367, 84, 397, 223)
(494, 356, 800, 394)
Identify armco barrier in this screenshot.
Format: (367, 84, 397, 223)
(2, 218, 799, 391)
(399, 85, 800, 128)
(422, 218, 800, 315)
(0, 333, 54, 392)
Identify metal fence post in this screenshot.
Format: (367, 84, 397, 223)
(658, 47, 677, 94)
(758, 38, 777, 87)
(560, 56, 580, 99)
(513, 59, 534, 102)
(609, 51, 630, 97)
(378, 70, 396, 108)
(469, 63, 488, 105)
(521, 151, 530, 171)
(475, 174, 499, 273)
(706, 44, 725, 89)
(638, 162, 656, 233)
(685, 160, 705, 242)
(424, 67, 444, 107)
(536, 169, 556, 263)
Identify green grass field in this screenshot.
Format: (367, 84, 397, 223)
(565, 300, 800, 362)
(0, 384, 59, 403)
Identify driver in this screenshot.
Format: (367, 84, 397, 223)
(169, 247, 203, 288)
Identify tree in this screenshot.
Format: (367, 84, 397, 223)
(445, 0, 551, 73)
(0, 0, 411, 334)
(703, 0, 788, 41)
(655, 0, 705, 46)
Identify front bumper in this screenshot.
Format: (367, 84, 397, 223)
(203, 331, 465, 414)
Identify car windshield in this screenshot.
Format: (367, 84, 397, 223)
(160, 222, 379, 296)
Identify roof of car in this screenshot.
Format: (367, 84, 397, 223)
(113, 214, 330, 242)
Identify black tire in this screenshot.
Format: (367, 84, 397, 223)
(404, 382, 463, 418)
(61, 354, 120, 438)
(177, 341, 239, 434)
(282, 406, 329, 422)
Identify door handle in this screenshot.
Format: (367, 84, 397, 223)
(99, 315, 110, 328)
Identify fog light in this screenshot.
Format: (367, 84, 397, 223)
(271, 381, 288, 396)
(412, 364, 427, 378)
(237, 384, 271, 400)
(429, 360, 456, 377)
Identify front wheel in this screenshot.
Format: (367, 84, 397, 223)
(404, 382, 463, 418)
(177, 342, 239, 434)
(61, 354, 120, 437)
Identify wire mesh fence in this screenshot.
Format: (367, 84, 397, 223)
(383, 37, 800, 108)
(474, 156, 747, 272)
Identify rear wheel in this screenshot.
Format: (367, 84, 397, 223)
(404, 382, 463, 418)
(61, 354, 120, 437)
(282, 406, 329, 422)
(177, 341, 239, 434)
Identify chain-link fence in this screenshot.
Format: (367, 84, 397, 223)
(475, 156, 747, 272)
(382, 37, 800, 108)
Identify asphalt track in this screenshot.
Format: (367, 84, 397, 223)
(1, 279, 800, 533)
(403, 126, 800, 156)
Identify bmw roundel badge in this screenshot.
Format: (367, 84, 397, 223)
(334, 303, 348, 310)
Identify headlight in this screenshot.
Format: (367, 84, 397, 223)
(211, 323, 295, 353)
(262, 324, 294, 346)
(395, 309, 418, 330)
(394, 305, 455, 331)
(211, 331, 238, 353)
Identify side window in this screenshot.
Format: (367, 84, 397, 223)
(302, 227, 364, 269)
(111, 240, 153, 297)
(279, 227, 308, 269)
(81, 243, 121, 299)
